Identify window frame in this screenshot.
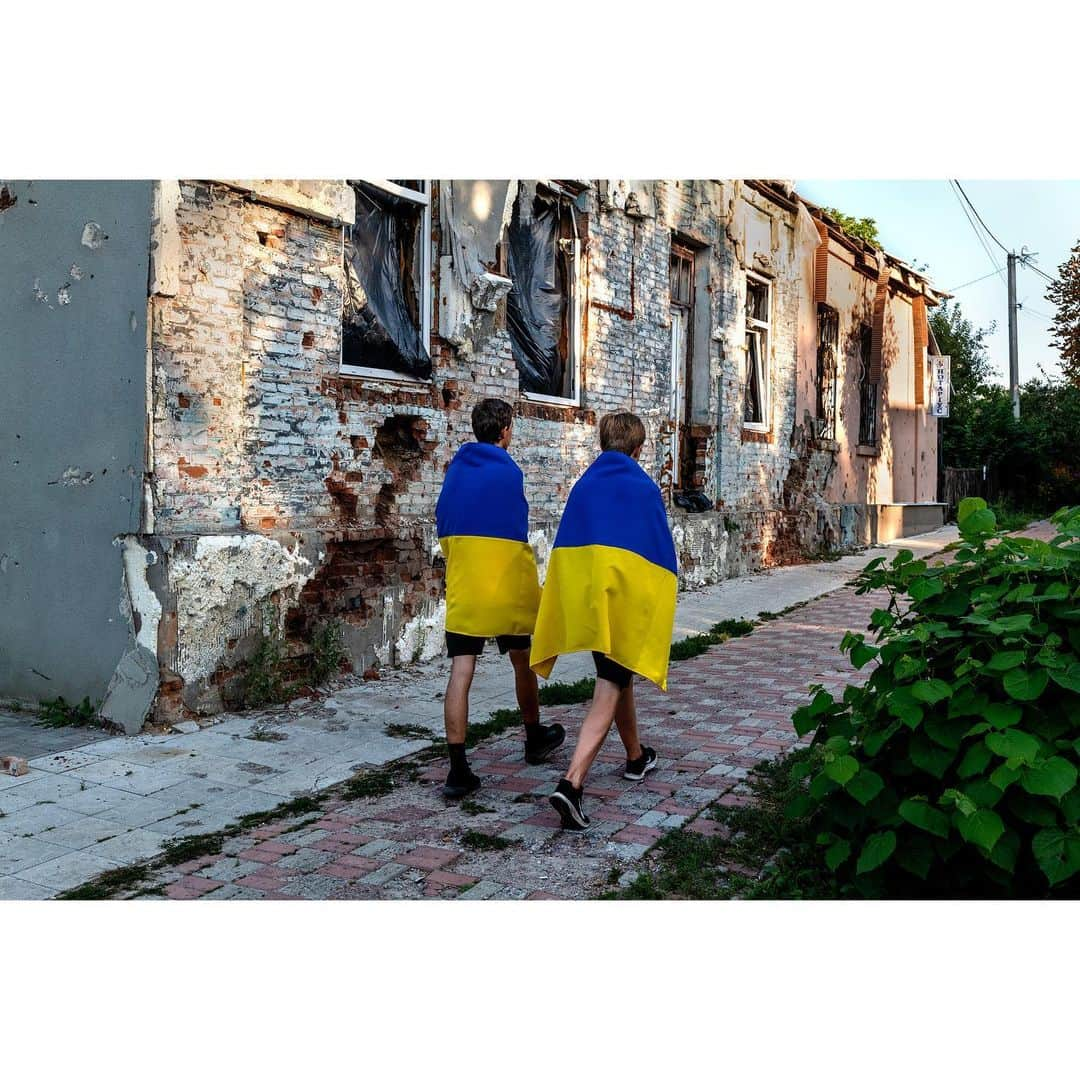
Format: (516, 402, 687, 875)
(517, 182, 583, 408)
(857, 322, 879, 448)
(339, 179, 433, 384)
(815, 304, 839, 442)
(743, 270, 772, 432)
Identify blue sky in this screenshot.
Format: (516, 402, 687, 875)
(796, 180, 1078, 385)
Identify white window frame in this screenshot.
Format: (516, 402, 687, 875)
(340, 179, 432, 384)
(743, 270, 772, 431)
(520, 183, 582, 408)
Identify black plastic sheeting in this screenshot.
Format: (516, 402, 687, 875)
(506, 186, 568, 397)
(343, 183, 432, 378)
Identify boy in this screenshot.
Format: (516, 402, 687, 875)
(530, 412, 678, 830)
(435, 398, 565, 798)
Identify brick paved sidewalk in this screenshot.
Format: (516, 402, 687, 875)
(146, 582, 887, 900)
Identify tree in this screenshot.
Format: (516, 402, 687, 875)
(822, 207, 881, 249)
(1047, 240, 1080, 386)
(929, 300, 1000, 470)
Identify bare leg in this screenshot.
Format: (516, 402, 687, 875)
(508, 648, 540, 728)
(444, 654, 477, 745)
(564, 678, 622, 789)
(613, 682, 642, 762)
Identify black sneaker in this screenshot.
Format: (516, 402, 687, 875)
(623, 747, 657, 781)
(524, 722, 566, 765)
(443, 768, 482, 799)
(549, 778, 590, 831)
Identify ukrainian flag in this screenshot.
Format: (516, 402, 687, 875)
(530, 450, 678, 690)
(436, 442, 541, 637)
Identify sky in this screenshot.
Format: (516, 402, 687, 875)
(796, 180, 1078, 386)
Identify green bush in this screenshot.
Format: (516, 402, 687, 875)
(790, 500, 1080, 897)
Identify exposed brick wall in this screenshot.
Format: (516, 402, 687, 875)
(146, 179, 923, 716)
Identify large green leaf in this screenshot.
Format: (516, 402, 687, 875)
(988, 828, 1020, 873)
(898, 798, 950, 838)
(1020, 757, 1078, 799)
(990, 763, 1022, 791)
(989, 614, 1034, 635)
(886, 687, 923, 729)
(824, 755, 859, 785)
(984, 651, 1026, 673)
(1032, 828, 1080, 887)
(824, 839, 851, 871)
(957, 809, 1005, 852)
(1003, 667, 1049, 702)
(957, 742, 993, 778)
(894, 655, 928, 681)
(911, 679, 952, 705)
(849, 641, 879, 670)
(856, 830, 897, 875)
(960, 508, 998, 539)
(985, 729, 1042, 765)
(957, 496, 988, 525)
(1049, 664, 1080, 694)
(845, 768, 884, 806)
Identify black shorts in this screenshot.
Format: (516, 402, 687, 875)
(446, 632, 531, 658)
(592, 651, 634, 690)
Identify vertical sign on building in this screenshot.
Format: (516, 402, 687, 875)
(930, 355, 951, 418)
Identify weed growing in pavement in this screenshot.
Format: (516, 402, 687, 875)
(162, 834, 226, 865)
(461, 830, 517, 852)
(756, 599, 811, 622)
(246, 727, 287, 742)
(538, 678, 595, 705)
(610, 749, 832, 900)
(460, 799, 495, 816)
(384, 723, 437, 741)
(37, 695, 105, 729)
(464, 708, 524, 748)
(56, 864, 153, 900)
(669, 619, 755, 662)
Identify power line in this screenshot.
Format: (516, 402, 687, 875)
(952, 180, 1012, 255)
(947, 268, 1004, 292)
(1020, 258, 1058, 287)
(948, 181, 1007, 287)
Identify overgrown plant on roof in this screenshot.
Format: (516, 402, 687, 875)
(788, 500, 1080, 897)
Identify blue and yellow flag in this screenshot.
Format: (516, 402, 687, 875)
(530, 450, 678, 690)
(436, 442, 541, 638)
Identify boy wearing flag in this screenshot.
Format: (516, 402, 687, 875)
(436, 398, 565, 798)
(531, 412, 678, 830)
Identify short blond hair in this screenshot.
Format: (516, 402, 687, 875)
(599, 412, 646, 456)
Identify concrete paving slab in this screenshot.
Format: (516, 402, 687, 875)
(16, 849, 122, 891)
(0, 833, 72, 876)
(0, 875, 56, 900)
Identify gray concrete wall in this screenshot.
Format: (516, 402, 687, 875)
(0, 180, 152, 710)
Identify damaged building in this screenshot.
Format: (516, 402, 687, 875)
(0, 179, 948, 733)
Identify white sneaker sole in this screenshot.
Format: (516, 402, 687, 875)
(549, 791, 590, 831)
(623, 756, 658, 782)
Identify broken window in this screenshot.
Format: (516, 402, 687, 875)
(506, 182, 581, 401)
(744, 274, 771, 428)
(342, 180, 432, 379)
(669, 243, 695, 487)
(858, 324, 879, 446)
(815, 305, 839, 441)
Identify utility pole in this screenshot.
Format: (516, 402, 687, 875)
(1007, 251, 1020, 419)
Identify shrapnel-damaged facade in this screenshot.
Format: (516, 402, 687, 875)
(0, 179, 948, 732)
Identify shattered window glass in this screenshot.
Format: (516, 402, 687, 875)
(506, 183, 577, 399)
(815, 306, 839, 440)
(745, 330, 765, 425)
(858, 324, 878, 446)
(342, 181, 432, 378)
(744, 275, 770, 426)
